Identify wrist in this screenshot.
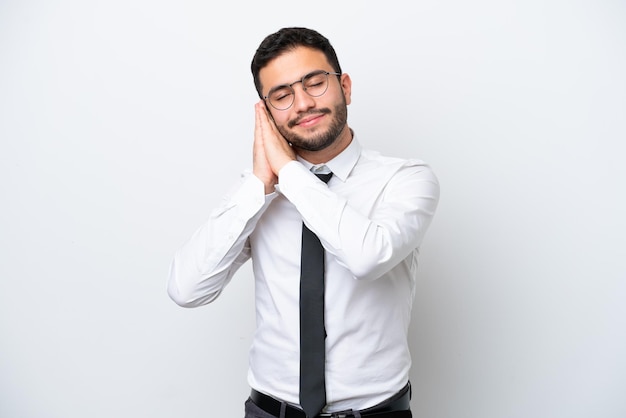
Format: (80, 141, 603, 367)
(264, 183, 276, 195)
(253, 172, 277, 195)
(273, 156, 296, 175)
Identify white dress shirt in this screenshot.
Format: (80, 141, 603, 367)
(168, 136, 440, 412)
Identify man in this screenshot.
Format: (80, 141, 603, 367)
(168, 27, 440, 418)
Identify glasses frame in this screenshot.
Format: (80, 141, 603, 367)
(263, 70, 341, 111)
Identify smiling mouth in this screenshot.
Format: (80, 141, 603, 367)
(290, 109, 331, 128)
(297, 114, 323, 126)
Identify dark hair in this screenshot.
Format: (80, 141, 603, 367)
(251, 27, 342, 99)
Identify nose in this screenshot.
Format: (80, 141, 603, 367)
(291, 82, 316, 112)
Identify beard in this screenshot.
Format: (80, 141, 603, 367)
(276, 98, 348, 152)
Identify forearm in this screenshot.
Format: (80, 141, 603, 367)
(167, 173, 275, 307)
(332, 195, 438, 280)
(278, 161, 440, 281)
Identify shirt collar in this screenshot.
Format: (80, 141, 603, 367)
(297, 133, 361, 183)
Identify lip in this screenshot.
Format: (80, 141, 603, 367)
(296, 113, 325, 127)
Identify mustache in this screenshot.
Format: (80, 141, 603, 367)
(288, 108, 331, 128)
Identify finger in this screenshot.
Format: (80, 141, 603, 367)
(257, 102, 273, 135)
(255, 101, 263, 135)
(254, 103, 268, 156)
(255, 102, 269, 147)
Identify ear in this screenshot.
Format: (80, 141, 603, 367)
(340, 73, 352, 105)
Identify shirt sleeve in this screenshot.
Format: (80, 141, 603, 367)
(277, 160, 440, 282)
(167, 171, 277, 307)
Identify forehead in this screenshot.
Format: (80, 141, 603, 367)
(259, 46, 331, 93)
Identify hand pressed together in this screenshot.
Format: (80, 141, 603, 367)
(253, 100, 296, 194)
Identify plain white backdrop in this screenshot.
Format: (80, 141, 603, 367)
(1, 1, 625, 417)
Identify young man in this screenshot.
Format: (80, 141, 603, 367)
(168, 27, 440, 418)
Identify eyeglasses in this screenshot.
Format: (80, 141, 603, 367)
(264, 70, 341, 111)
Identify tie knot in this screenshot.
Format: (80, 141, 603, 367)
(315, 172, 333, 184)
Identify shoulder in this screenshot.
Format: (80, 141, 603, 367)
(359, 147, 436, 176)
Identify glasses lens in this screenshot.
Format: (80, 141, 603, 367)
(268, 86, 294, 110)
(267, 71, 333, 110)
(303, 72, 329, 97)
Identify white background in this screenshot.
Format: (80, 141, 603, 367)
(1, 1, 625, 417)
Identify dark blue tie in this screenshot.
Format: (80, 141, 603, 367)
(300, 172, 332, 417)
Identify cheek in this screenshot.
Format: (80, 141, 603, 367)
(269, 110, 290, 126)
